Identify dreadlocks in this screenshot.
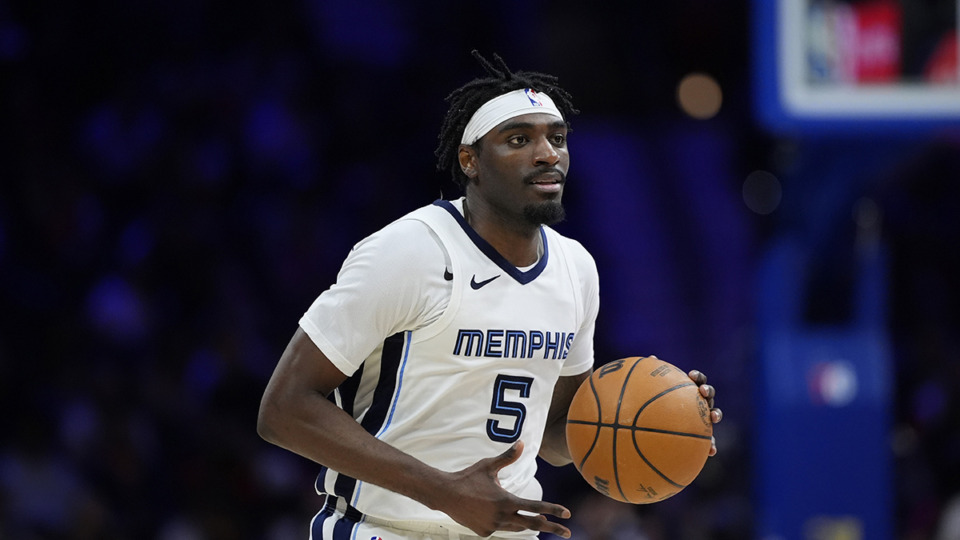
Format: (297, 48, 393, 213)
(435, 51, 578, 190)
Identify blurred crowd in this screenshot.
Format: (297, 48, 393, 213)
(1, 1, 959, 539)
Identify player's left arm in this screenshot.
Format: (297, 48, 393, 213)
(688, 368, 722, 456)
(538, 369, 592, 466)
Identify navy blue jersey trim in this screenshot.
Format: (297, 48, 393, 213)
(344, 504, 364, 522)
(433, 199, 548, 284)
(315, 466, 328, 494)
(315, 496, 366, 540)
(337, 364, 364, 417)
(315, 363, 365, 497)
(332, 513, 356, 540)
(331, 466, 355, 500)
(322, 332, 408, 503)
(310, 497, 337, 539)
(362, 332, 406, 435)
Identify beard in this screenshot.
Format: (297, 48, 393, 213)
(523, 200, 566, 226)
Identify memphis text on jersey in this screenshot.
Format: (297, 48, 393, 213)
(452, 329, 575, 360)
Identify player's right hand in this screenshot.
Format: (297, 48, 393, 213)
(439, 441, 572, 538)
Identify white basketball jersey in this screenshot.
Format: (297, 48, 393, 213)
(303, 199, 598, 537)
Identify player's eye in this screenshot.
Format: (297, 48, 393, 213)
(551, 134, 566, 145)
(509, 135, 528, 145)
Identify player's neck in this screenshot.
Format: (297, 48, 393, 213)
(463, 198, 541, 267)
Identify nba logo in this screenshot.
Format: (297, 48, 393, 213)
(370, 537, 384, 540)
(524, 88, 543, 106)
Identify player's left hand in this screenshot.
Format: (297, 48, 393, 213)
(688, 369, 721, 457)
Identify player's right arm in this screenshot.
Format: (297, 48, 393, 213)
(257, 326, 573, 539)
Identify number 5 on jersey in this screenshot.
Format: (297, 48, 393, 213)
(487, 374, 534, 443)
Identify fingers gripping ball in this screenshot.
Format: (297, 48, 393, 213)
(566, 356, 713, 504)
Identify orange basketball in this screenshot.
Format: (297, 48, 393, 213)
(566, 356, 713, 504)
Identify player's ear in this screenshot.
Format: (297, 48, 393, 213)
(458, 145, 478, 179)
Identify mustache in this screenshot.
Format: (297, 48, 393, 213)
(523, 167, 566, 184)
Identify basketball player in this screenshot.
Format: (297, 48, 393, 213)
(257, 51, 722, 540)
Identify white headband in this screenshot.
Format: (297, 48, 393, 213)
(460, 88, 564, 145)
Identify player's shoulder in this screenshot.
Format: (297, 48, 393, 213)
(544, 226, 597, 276)
(357, 200, 446, 241)
(544, 227, 599, 310)
(349, 203, 447, 268)
(376, 200, 455, 235)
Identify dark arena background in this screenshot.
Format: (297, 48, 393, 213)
(2, 1, 959, 539)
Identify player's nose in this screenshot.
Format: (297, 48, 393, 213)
(532, 137, 561, 166)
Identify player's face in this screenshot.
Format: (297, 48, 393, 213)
(465, 112, 570, 228)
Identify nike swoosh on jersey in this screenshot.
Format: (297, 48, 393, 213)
(470, 274, 500, 290)
(444, 268, 453, 281)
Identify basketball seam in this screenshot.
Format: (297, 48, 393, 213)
(633, 382, 697, 420)
(567, 420, 712, 440)
(631, 426, 712, 440)
(612, 356, 646, 503)
(575, 372, 603, 471)
(631, 438, 686, 490)
(629, 382, 703, 493)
